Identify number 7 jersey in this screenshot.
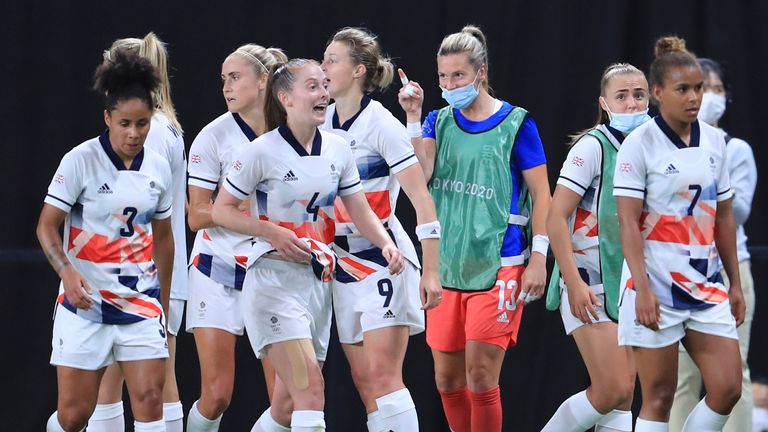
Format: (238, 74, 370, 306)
(613, 117, 733, 310)
(44, 132, 173, 324)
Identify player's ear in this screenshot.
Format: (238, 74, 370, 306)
(103, 110, 111, 128)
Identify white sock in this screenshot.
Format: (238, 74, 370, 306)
(595, 409, 633, 431)
(682, 398, 729, 431)
(252, 407, 291, 431)
(187, 400, 222, 432)
(375, 388, 418, 431)
(46, 412, 75, 432)
(87, 402, 125, 432)
(635, 417, 669, 431)
(541, 390, 603, 431)
(290, 410, 325, 431)
(163, 401, 184, 432)
(134, 419, 166, 432)
(366, 410, 383, 432)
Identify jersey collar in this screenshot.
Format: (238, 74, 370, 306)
(654, 116, 700, 149)
(603, 124, 626, 146)
(231, 112, 258, 141)
(278, 126, 322, 157)
(99, 130, 144, 171)
(332, 95, 371, 131)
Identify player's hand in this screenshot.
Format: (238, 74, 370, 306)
(635, 287, 661, 331)
(382, 244, 404, 275)
(517, 253, 546, 305)
(729, 281, 746, 326)
(567, 280, 602, 325)
(266, 224, 311, 262)
(420, 269, 442, 310)
(60, 265, 93, 310)
(397, 68, 424, 117)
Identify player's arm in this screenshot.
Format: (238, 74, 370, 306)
(715, 197, 745, 325)
(395, 163, 441, 309)
(339, 191, 404, 275)
(397, 68, 435, 181)
(151, 217, 174, 315)
(616, 196, 657, 330)
(548, 185, 601, 323)
(188, 186, 215, 231)
(36, 203, 93, 309)
(518, 164, 551, 304)
(211, 188, 310, 262)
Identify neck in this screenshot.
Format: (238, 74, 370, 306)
(333, 88, 364, 125)
(460, 90, 495, 120)
(661, 111, 693, 142)
(109, 136, 136, 169)
(238, 106, 266, 136)
(286, 118, 317, 152)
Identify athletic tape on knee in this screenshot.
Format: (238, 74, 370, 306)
(91, 401, 124, 420)
(376, 388, 415, 418)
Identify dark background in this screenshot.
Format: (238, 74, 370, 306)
(2, 1, 766, 430)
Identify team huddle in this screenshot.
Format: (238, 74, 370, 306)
(36, 24, 756, 432)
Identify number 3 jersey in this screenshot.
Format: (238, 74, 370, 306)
(223, 126, 363, 270)
(44, 131, 173, 324)
(613, 117, 733, 310)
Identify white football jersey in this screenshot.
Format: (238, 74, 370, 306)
(187, 112, 257, 289)
(44, 132, 173, 324)
(556, 124, 623, 287)
(614, 117, 733, 310)
(322, 97, 420, 283)
(145, 112, 187, 300)
(224, 126, 362, 268)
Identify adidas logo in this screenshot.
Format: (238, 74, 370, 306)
(383, 309, 396, 319)
(664, 164, 679, 175)
(430, 229, 438, 235)
(497, 312, 509, 323)
(283, 170, 298, 182)
(98, 183, 113, 194)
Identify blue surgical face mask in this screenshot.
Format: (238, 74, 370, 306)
(441, 73, 480, 109)
(601, 98, 651, 134)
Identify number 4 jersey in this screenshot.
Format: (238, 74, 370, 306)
(613, 117, 733, 310)
(44, 131, 173, 324)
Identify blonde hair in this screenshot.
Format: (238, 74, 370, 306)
(264, 59, 318, 131)
(230, 44, 288, 76)
(329, 27, 394, 93)
(569, 63, 646, 144)
(107, 32, 182, 133)
(437, 25, 489, 90)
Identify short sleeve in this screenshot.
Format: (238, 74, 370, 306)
(613, 136, 646, 199)
(377, 117, 418, 175)
(716, 139, 733, 202)
(223, 145, 261, 201)
(337, 144, 363, 197)
(556, 135, 601, 196)
(421, 110, 439, 139)
(44, 151, 83, 213)
(513, 116, 547, 170)
(154, 159, 174, 220)
(188, 130, 221, 190)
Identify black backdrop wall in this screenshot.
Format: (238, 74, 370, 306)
(2, 1, 767, 430)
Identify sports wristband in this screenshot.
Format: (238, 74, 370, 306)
(406, 122, 422, 139)
(531, 234, 549, 257)
(415, 220, 441, 240)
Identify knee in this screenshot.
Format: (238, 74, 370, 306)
(203, 378, 234, 414)
(271, 395, 294, 426)
(292, 380, 325, 410)
(56, 408, 89, 432)
(644, 384, 676, 414)
(366, 360, 402, 393)
(131, 385, 164, 413)
(591, 378, 634, 412)
(718, 380, 743, 411)
(434, 368, 466, 393)
(350, 366, 374, 402)
(466, 362, 498, 392)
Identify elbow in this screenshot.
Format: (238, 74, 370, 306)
(187, 214, 203, 232)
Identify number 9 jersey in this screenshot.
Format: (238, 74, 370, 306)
(223, 126, 363, 265)
(44, 131, 173, 324)
(613, 117, 733, 310)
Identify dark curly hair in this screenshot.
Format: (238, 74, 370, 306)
(93, 48, 159, 112)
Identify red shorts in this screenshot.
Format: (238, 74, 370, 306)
(426, 265, 525, 351)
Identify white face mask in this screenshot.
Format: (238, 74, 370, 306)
(698, 92, 726, 125)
